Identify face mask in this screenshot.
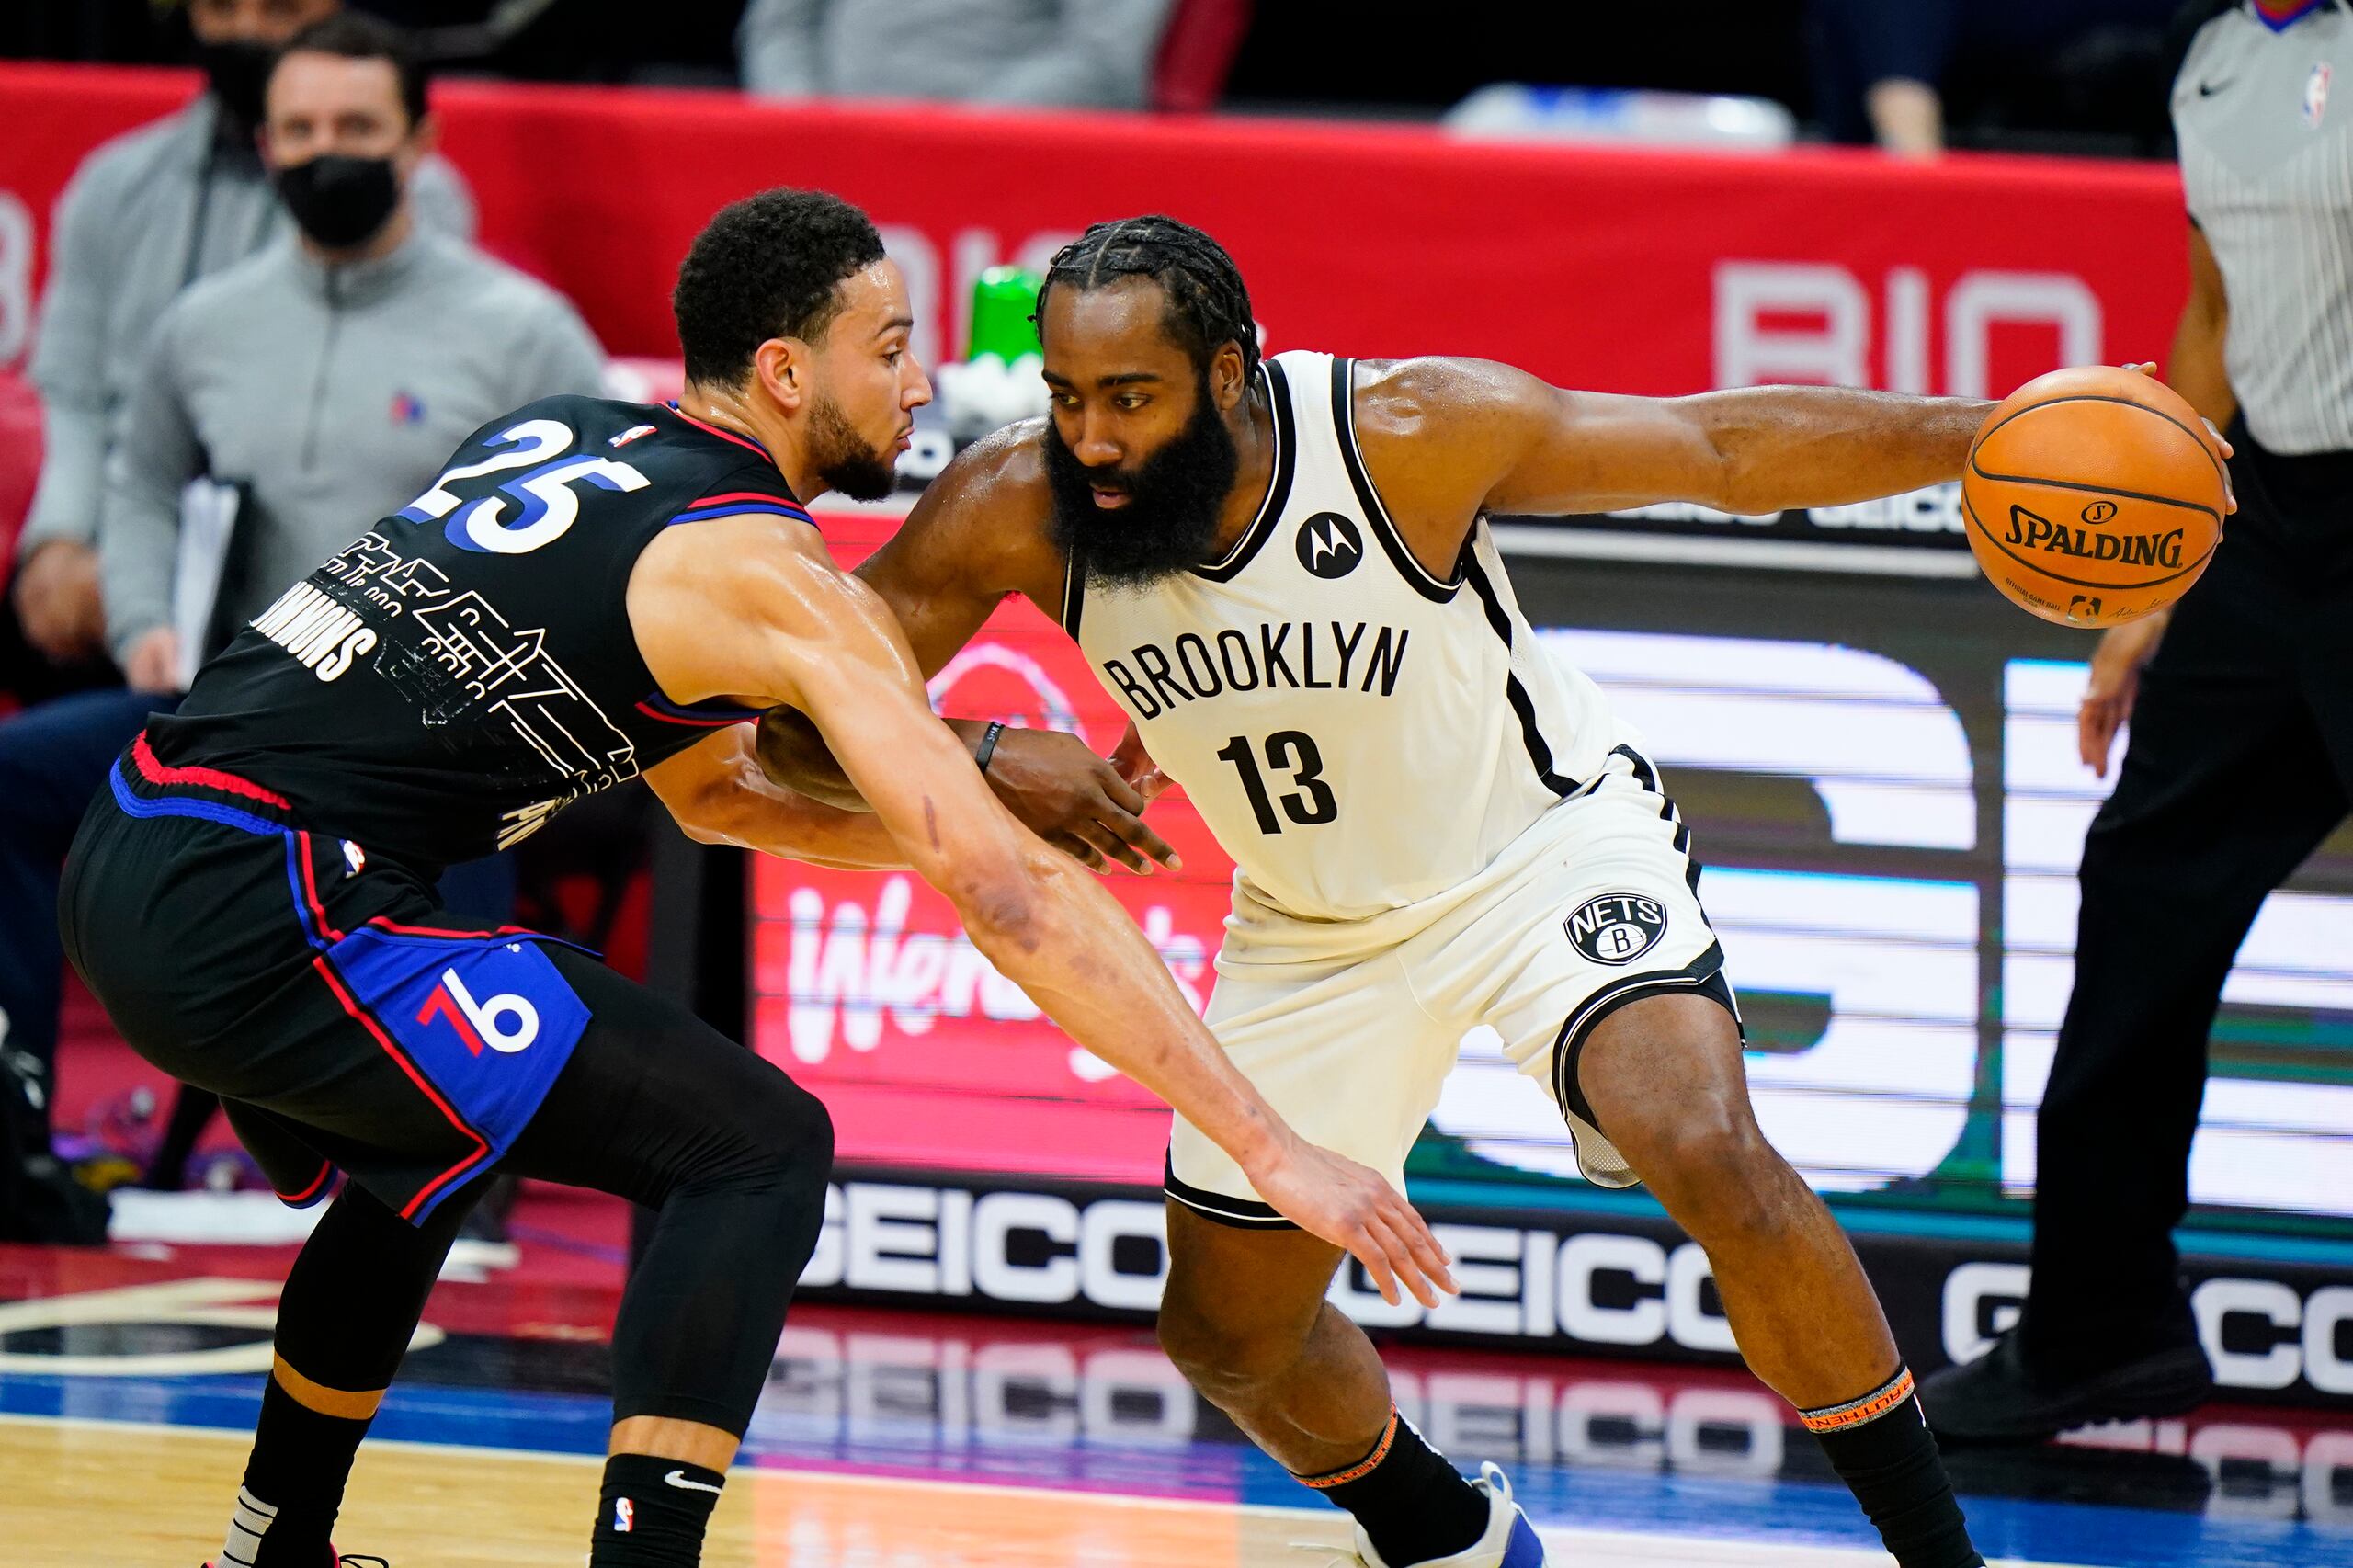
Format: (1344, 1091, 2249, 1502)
(196, 39, 275, 131)
(273, 155, 402, 250)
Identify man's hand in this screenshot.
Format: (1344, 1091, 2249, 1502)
(2078, 610, 2169, 777)
(13, 540, 106, 663)
(1243, 1134, 1457, 1308)
(1111, 721, 1169, 803)
(2123, 362, 2236, 513)
(985, 725, 1181, 874)
(122, 626, 185, 695)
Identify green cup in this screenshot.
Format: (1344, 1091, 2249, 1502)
(968, 265, 1044, 363)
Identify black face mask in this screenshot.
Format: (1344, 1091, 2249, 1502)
(273, 155, 402, 250)
(196, 39, 275, 132)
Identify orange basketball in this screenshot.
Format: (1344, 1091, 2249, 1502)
(1961, 367, 2226, 628)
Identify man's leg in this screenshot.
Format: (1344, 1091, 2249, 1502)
(2023, 697, 2343, 1379)
(0, 689, 176, 1149)
(1578, 992, 1979, 1568)
(213, 1180, 477, 1567)
(496, 946, 832, 1565)
(211, 946, 831, 1568)
(1158, 1208, 1493, 1566)
(1919, 534, 2347, 1439)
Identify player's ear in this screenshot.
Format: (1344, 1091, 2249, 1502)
(1211, 342, 1248, 411)
(752, 337, 806, 414)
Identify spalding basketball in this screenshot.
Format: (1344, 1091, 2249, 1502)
(1961, 367, 2226, 628)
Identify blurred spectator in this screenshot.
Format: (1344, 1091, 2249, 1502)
(1808, 0, 2185, 154)
(8, 0, 472, 674)
(738, 0, 1175, 108)
(0, 12, 602, 1239)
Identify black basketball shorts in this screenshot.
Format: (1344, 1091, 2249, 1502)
(61, 733, 589, 1224)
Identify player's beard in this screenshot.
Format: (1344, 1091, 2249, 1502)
(1043, 376, 1241, 589)
(808, 390, 900, 502)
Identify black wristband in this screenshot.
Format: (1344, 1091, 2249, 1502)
(974, 720, 1006, 775)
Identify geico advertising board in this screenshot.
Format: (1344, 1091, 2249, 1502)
(754, 520, 2353, 1397)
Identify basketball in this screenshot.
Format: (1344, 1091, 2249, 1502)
(1962, 367, 2227, 628)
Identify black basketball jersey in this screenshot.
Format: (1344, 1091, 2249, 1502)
(148, 397, 804, 874)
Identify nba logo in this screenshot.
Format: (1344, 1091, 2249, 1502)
(614, 1497, 633, 1533)
(391, 392, 426, 425)
(2305, 62, 2332, 129)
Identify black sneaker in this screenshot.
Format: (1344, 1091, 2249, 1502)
(1918, 1327, 2215, 1443)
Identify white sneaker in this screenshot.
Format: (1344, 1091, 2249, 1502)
(1351, 1463, 1548, 1567)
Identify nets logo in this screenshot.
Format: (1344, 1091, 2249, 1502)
(1566, 893, 1668, 966)
(1296, 512, 1364, 579)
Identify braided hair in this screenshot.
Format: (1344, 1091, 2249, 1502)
(1038, 216, 1260, 381)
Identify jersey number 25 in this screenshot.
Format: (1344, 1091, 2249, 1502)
(397, 419, 651, 555)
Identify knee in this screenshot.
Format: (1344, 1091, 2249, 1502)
(1622, 1108, 1789, 1242)
(704, 1074, 835, 1202)
(1155, 1284, 1308, 1401)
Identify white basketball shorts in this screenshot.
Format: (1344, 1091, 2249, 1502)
(1165, 742, 1742, 1228)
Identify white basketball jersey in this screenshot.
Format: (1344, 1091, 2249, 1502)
(1069, 350, 1613, 922)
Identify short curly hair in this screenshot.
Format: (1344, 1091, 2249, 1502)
(673, 187, 887, 387)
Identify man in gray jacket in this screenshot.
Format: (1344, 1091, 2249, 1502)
(0, 13, 601, 1233)
(8, 0, 472, 668)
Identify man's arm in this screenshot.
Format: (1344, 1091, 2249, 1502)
(631, 514, 1452, 1305)
(2078, 220, 2234, 776)
(1359, 357, 1992, 538)
(644, 723, 905, 870)
(97, 315, 204, 689)
(15, 155, 122, 658)
(756, 427, 1178, 872)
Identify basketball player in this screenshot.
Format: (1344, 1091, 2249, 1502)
(756, 218, 2234, 1568)
(57, 190, 1449, 1568)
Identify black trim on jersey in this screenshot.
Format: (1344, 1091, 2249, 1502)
(1462, 554, 1579, 799)
(1551, 947, 1740, 1132)
(1165, 1152, 1295, 1230)
(1331, 358, 1462, 604)
(1611, 741, 1705, 893)
(1192, 359, 1298, 584)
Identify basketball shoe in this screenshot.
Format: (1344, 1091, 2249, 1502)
(1350, 1463, 1546, 1567)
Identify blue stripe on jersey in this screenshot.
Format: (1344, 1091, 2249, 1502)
(638, 688, 768, 725)
(665, 503, 813, 528)
(108, 762, 284, 838)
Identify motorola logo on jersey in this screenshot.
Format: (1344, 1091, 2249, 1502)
(1566, 893, 1668, 966)
(1296, 512, 1364, 579)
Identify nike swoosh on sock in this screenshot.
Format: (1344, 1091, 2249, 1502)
(665, 1470, 723, 1494)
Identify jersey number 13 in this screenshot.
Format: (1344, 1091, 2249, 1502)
(1216, 731, 1337, 834)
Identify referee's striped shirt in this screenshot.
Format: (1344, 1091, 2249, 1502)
(2176, 0, 2353, 456)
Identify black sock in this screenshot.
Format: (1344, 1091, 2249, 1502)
(1803, 1369, 1983, 1568)
(222, 1376, 370, 1566)
(1298, 1407, 1489, 1566)
(592, 1453, 725, 1567)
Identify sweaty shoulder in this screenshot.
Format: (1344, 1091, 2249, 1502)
(1347, 356, 1550, 529)
(881, 415, 1065, 603)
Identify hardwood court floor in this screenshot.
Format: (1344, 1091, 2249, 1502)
(4, 1244, 2347, 1567)
(6, 1414, 1929, 1568)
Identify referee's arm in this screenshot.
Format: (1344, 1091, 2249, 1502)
(2169, 222, 2236, 429)
(2079, 218, 2238, 775)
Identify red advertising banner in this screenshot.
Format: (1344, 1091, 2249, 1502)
(0, 63, 2190, 401)
(753, 513, 1223, 1187)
